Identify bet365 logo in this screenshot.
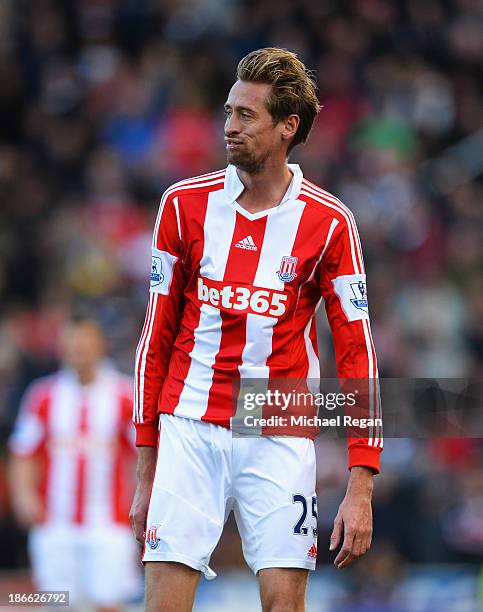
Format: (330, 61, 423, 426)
(197, 277, 288, 317)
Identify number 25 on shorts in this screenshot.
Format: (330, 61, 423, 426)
(292, 494, 317, 537)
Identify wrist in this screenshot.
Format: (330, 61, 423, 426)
(347, 466, 374, 497)
(350, 466, 375, 478)
(135, 447, 157, 484)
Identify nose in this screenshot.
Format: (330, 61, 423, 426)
(224, 113, 240, 137)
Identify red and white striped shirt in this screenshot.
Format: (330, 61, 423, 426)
(134, 164, 382, 472)
(9, 365, 135, 525)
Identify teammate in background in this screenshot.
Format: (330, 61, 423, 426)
(9, 315, 141, 612)
(131, 48, 383, 612)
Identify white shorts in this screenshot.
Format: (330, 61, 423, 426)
(29, 523, 142, 606)
(143, 414, 317, 578)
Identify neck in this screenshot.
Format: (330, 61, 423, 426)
(75, 366, 97, 386)
(236, 159, 293, 213)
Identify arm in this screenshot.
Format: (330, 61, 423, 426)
(8, 382, 48, 528)
(8, 455, 43, 529)
(317, 213, 382, 567)
(8, 456, 43, 528)
(133, 190, 186, 446)
(129, 446, 157, 545)
(131, 190, 186, 540)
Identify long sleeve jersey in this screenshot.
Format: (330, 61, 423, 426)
(9, 365, 136, 525)
(133, 164, 382, 472)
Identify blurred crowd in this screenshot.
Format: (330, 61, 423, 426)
(0, 0, 482, 604)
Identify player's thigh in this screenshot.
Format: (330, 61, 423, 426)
(29, 524, 82, 602)
(234, 436, 318, 575)
(258, 567, 309, 612)
(145, 561, 200, 612)
(143, 414, 230, 579)
(86, 525, 142, 606)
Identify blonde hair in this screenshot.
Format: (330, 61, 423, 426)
(237, 48, 321, 152)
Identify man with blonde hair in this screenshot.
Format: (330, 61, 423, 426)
(131, 48, 382, 611)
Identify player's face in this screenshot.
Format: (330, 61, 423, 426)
(61, 321, 106, 375)
(224, 80, 287, 173)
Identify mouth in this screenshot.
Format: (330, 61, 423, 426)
(225, 139, 244, 150)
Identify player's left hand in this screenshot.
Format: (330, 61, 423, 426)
(329, 466, 374, 569)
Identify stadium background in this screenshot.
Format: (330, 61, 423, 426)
(0, 0, 482, 610)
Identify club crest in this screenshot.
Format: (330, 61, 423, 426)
(146, 523, 162, 550)
(277, 255, 298, 283)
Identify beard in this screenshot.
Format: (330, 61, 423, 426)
(226, 147, 269, 174)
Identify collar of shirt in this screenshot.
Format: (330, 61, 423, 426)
(223, 163, 304, 207)
(60, 360, 115, 390)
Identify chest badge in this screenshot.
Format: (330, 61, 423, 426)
(277, 255, 298, 283)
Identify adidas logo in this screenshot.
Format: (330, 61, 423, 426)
(307, 544, 317, 559)
(235, 235, 257, 251)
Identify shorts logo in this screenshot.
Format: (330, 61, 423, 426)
(146, 523, 161, 550)
(307, 543, 317, 559)
(350, 280, 368, 310)
(277, 256, 298, 283)
(151, 257, 164, 287)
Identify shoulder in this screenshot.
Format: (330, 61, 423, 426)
(301, 178, 365, 271)
(299, 178, 357, 227)
(162, 169, 227, 201)
(20, 373, 58, 411)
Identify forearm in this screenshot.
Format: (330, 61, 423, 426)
(130, 446, 157, 543)
(135, 446, 157, 486)
(133, 300, 181, 446)
(346, 466, 373, 499)
(9, 456, 38, 499)
(8, 456, 42, 526)
(332, 322, 382, 473)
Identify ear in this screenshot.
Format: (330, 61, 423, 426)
(281, 114, 300, 143)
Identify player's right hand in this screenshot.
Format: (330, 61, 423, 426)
(130, 446, 157, 545)
(129, 483, 151, 546)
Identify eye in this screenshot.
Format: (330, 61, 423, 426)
(224, 108, 232, 118)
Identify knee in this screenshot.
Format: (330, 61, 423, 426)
(262, 593, 305, 612)
(263, 603, 304, 612)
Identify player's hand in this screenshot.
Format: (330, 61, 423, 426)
(329, 466, 374, 569)
(130, 483, 151, 546)
(13, 490, 43, 529)
(130, 446, 157, 545)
